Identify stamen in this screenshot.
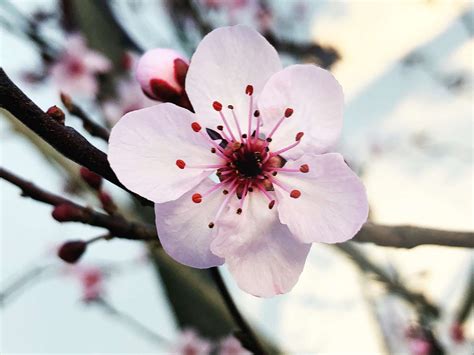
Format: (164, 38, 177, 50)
(197, 131, 228, 159)
(228, 105, 243, 140)
(176, 160, 186, 169)
(256, 183, 276, 209)
(210, 182, 238, 227)
(270, 136, 303, 157)
(245, 85, 254, 95)
(271, 178, 302, 199)
(186, 163, 226, 170)
(218, 110, 237, 142)
(266, 107, 294, 141)
(246, 85, 254, 148)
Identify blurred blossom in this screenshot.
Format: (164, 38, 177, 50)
(108, 25, 368, 297)
(408, 338, 432, 355)
(218, 336, 251, 355)
(102, 77, 156, 126)
(72, 266, 105, 302)
(50, 34, 111, 97)
(173, 329, 211, 355)
(450, 322, 465, 343)
(135, 48, 190, 106)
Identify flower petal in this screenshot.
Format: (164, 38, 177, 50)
(83, 51, 112, 73)
(108, 103, 222, 203)
(154, 179, 225, 268)
(211, 192, 310, 297)
(258, 65, 344, 157)
(186, 25, 282, 130)
(275, 153, 368, 244)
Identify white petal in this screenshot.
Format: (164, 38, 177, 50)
(275, 153, 368, 244)
(258, 65, 344, 157)
(211, 192, 310, 297)
(155, 179, 225, 268)
(108, 103, 222, 203)
(186, 25, 282, 131)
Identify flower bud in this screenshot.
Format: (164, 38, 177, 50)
(52, 203, 84, 222)
(58, 240, 87, 263)
(60, 92, 73, 111)
(46, 105, 65, 125)
(99, 191, 117, 214)
(135, 48, 189, 104)
(79, 167, 102, 190)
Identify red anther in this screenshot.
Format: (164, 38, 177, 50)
(176, 159, 186, 169)
(248, 187, 254, 192)
(266, 137, 272, 142)
(268, 200, 276, 209)
(57, 240, 87, 264)
(208, 222, 215, 228)
(80, 167, 102, 190)
(227, 104, 234, 109)
(285, 108, 294, 118)
(217, 125, 224, 131)
(295, 132, 304, 141)
(236, 208, 242, 215)
(254, 110, 260, 117)
(213, 101, 223, 111)
(211, 148, 217, 153)
(191, 122, 201, 132)
(223, 190, 229, 195)
(192, 193, 202, 203)
(262, 179, 274, 191)
(241, 134, 248, 139)
(299, 164, 310, 173)
(290, 190, 301, 199)
(245, 85, 254, 95)
(272, 171, 278, 176)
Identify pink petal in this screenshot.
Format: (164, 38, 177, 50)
(108, 103, 222, 203)
(155, 179, 224, 268)
(275, 153, 368, 244)
(258, 65, 344, 158)
(186, 25, 282, 130)
(83, 51, 112, 73)
(211, 193, 310, 297)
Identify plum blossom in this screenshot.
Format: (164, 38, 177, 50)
(173, 329, 211, 355)
(108, 25, 368, 297)
(50, 34, 111, 96)
(102, 77, 155, 126)
(218, 336, 251, 355)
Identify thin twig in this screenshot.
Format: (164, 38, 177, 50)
(61, 93, 110, 141)
(0, 167, 157, 242)
(210, 267, 267, 354)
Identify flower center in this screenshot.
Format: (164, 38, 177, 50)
(176, 84, 309, 228)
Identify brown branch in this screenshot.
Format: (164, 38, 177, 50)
(354, 223, 474, 249)
(61, 93, 110, 141)
(0, 167, 156, 242)
(1, 69, 473, 249)
(0, 68, 150, 206)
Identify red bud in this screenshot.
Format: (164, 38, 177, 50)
(80, 167, 102, 190)
(46, 105, 65, 125)
(52, 203, 84, 222)
(58, 240, 87, 263)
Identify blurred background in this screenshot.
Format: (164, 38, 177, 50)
(0, 0, 473, 354)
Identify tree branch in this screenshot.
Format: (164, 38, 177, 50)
(0, 167, 156, 242)
(0, 68, 149, 205)
(1, 69, 472, 249)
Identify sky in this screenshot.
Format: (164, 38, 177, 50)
(1, 0, 473, 354)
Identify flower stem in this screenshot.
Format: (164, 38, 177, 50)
(210, 267, 267, 354)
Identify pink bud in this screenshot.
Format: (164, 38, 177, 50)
(79, 167, 102, 190)
(135, 48, 189, 103)
(58, 240, 87, 263)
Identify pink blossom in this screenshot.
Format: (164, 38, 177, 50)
(173, 329, 211, 355)
(50, 34, 111, 97)
(135, 48, 190, 107)
(408, 338, 432, 355)
(102, 77, 156, 126)
(108, 26, 368, 297)
(218, 336, 251, 355)
(77, 266, 104, 302)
